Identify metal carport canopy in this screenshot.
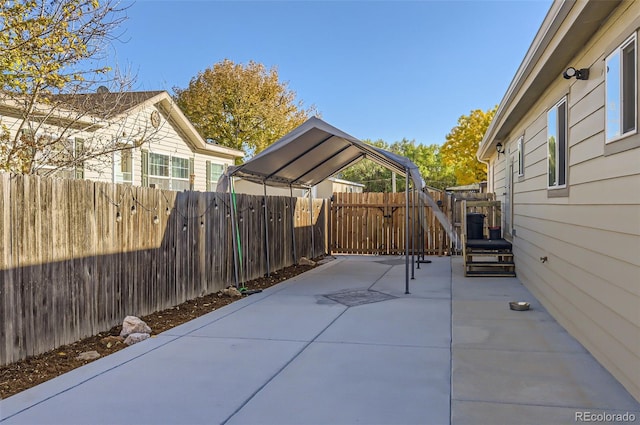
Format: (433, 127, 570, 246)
(216, 117, 453, 294)
(217, 116, 425, 190)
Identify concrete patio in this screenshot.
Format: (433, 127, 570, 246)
(1, 255, 639, 424)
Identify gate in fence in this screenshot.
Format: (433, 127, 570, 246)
(329, 191, 452, 256)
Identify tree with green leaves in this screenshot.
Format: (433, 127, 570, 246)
(440, 106, 497, 185)
(339, 138, 456, 192)
(174, 59, 317, 159)
(0, 0, 134, 175)
(339, 139, 391, 192)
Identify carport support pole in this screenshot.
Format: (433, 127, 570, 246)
(419, 194, 425, 261)
(229, 178, 239, 288)
(405, 170, 410, 294)
(415, 188, 420, 270)
(411, 185, 415, 279)
(263, 182, 271, 276)
(309, 188, 315, 260)
(290, 185, 298, 265)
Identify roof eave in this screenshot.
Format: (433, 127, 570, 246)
(478, 0, 621, 161)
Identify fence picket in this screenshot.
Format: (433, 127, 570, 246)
(0, 173, 326, 365)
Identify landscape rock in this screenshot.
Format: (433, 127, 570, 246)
(120, 316, 152, 337)
(298, 256, 316, 266)
(222, 287, 242, 298)
(76, 350, 101, 361)
(124, 332, 150, 346)
(317, 256, 336, 265)
(100, 335, 124, 348)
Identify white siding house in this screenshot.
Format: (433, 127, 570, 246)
(233, 176, 364, 198)
(479, 0, 640, 401)
(0, 91, 243, 190)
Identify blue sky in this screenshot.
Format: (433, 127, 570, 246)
(112, 0, 552, 146)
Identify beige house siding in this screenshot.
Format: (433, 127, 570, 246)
(232, 180, 299, 197)
(315, 177, 364, 199)
(233, 177, 364, 198)
(1, 92, 242, 190)
(484, 1, 640, 401)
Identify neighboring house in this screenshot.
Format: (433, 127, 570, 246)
(478, 1, 639, 400)
(317, 177, 365, 198)
(0, 91, 243, 191)
(233, 176, 364, 198)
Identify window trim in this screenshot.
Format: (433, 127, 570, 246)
(36, 132, 84, 179)
(517, 136, 525, 178)
(547, 97, 568, 192)
(605, 33, 637, 144)
(208, 162, 225, 185)
(148, 152, 190, 191)
(113, 140, 134, 184)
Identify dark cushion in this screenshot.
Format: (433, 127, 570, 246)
(466, 238, 512, 250)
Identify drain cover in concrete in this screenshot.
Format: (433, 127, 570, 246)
(324, 289, 397, 307)
(374, 258, 406, 266)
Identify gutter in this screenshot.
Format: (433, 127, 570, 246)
(478, 0, 573, 161)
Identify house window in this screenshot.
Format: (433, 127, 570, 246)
(36, 133, 84, 179)
(606, 34, 637, 142)
(171, 157, 191, 191)
(517, 136, 524, 177)
(208, 162, 225, 187)
(114, 143, 133, 184)
(547, 98, 567, 188)
(148, 153, 190, 190)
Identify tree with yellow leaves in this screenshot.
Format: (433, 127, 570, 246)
(1, 0, 134, 174)
(440, 106, 497, 185)
(174, 59, 317, 159)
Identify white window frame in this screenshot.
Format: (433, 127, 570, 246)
(209, 162, 225, 186)
(36, 132, 83, 179)
(547, 97, 568, 190)
(148, 152, 190, 190)
(517, 136, 524, 177)
(605, 33, 637, 143)
(113, 140, 134, 184)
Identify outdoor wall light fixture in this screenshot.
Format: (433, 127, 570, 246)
(563, 66, 589, 80)
(496, 142, 505, 158)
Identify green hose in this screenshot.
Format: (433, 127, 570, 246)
(231, 180, 244, 287)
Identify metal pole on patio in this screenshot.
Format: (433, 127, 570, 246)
(263, 182, 271, 276)
(290, 185, 298, 265)
(411, 183, 415, 279)
(415, 187, 420, 270)
(405, 169, 410, 294)
(309, 187, 315, 260)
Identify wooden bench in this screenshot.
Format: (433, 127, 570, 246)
(461, 200, 516, 277)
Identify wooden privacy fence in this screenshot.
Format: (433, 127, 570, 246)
(330, 191, 452, 255)
(0, 173, 326, 365)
